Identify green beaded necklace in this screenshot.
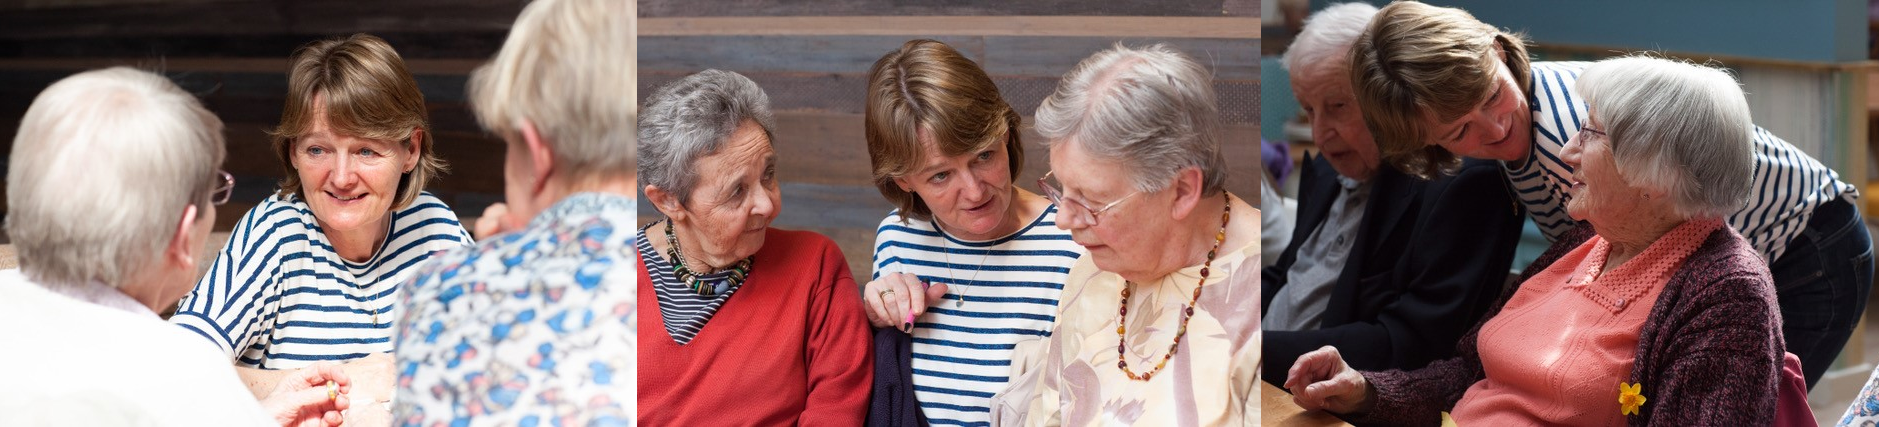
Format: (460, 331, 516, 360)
(664, 219, 752, 296)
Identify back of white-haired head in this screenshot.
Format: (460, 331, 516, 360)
(6, 67, 225, 289)
(1034, 43, 1227, 195)
(1578, 55, 1755, 219)
(1281, 2, 1380, 77)
(469, 0, 634, 182)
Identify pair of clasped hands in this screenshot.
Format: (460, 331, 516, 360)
(260, 352, 399, 427)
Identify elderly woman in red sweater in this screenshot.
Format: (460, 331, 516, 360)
(1286, 55, 1785, 425)
(636, 69, 873, 425)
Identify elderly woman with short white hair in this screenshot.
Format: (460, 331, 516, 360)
(635, 69, 873, 425)
(1287, 56, 1784, 425)
(392, 0, 638, 424)
(992, 44, 1261, 426)
(0, 66, 349, 426)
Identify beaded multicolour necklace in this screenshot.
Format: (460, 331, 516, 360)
(664, 219, 751, 296)
(1116, 193, 1230, 382)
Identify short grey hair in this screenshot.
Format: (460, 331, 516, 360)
(1578, 55, 1755, 219)
(1035, 43, 1227, 195)
(469, 0, 634, 182)
(6, 67, 226, 288)
(1280, 2, 1379, 77)
(638, 69, 777, 205)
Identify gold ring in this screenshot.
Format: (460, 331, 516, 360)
(879, 289, 894, 298)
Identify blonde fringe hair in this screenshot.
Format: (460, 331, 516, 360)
(270, 33, 445, 209)
(1351, 0, 1531, 179)
(863, 39, 1025, 222)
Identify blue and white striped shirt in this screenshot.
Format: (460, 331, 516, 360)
(872, 205, 1084, 427)
(1509, 61, 1857, 262)
(171, 192, 471, 369)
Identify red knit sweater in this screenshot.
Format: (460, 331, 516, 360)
(638, 228, 874, 426)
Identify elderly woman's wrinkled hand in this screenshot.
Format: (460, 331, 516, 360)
(262, 362, 350, 427)
(1285, 346, 1374, 415)
(862, 272, 948, 332)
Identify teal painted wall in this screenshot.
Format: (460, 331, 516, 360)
(1306, 0, 1865, 63)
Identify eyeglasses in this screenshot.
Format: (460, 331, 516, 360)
(1576, 124, 1609, 148)
(209, 170, 234, 206)
(1037, 171, 1141, 226)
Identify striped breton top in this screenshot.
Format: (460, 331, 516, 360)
(872, 205, 1084, 427)
(1510, 61, 1857, 262)
(170, 192, 471, 369)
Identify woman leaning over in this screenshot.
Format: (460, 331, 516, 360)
(1287, 56, 1784, 425)
(169, 34, 473, 419)
(993, 43, 1261, 426)
(860, 39, 1086, 427)
(636, 69, 872, 426)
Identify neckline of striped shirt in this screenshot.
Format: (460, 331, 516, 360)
(172, 192, 469, 369)
(638, 223, 746, 345)
(871, 205, 1083, 426)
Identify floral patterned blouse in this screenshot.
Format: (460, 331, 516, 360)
(392, 193, 637, 427)
(993, 240, 1260, 426)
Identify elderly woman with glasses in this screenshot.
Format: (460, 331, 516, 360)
(1287, 56, 1785, 425)
(858, 39, 1086, 427)
(1, 67, 352, 426)
(168, 34, 472, 423)
(989, 44, 1260, 426)
(636, 69, 872, 426)
(1353, 1, 1867, 389)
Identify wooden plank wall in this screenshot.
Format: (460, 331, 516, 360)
(639, 1, 1261, 276)
(0, 0, 526, 235)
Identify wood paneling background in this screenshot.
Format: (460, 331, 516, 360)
(0, 0, 530, 235)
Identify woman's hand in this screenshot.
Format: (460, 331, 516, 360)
(1285, 346, 1375, 415)
(472, 203, 513, 240)
(861, 272, 948, 332)
(261, 362, 350, 427)
(338, 352, 396, 426)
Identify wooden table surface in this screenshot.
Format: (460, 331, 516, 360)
(1263, 381, 1354, 427)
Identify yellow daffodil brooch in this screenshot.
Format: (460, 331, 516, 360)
(1619, 382, 1648, 416)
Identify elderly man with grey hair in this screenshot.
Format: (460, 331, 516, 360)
(0, 67, 350, 426)
(1261, 2, 1523, 389)
(988, 43, 1259, 426)
(391, 0, 636, 424)
(635, 68, 871, 425)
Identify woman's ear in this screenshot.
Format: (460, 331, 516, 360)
(166, 204, 201, 269)
(518, 120, 556, 194)
(1167, 167, 1204, 221)
(645, 184, 686, 222)
(403, 127, 424, 173)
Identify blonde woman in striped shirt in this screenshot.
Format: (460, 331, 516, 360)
(169, 34, 471, 424)
(861, 39, 1086, 427)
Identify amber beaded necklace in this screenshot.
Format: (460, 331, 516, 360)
(1116, 193, 1230, 381)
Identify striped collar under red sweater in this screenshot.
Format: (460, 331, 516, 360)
(636, 227, 875, 426)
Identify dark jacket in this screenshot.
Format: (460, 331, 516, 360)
(867, 327, 925, 427)
(1350, 224, 1785, 426)
(1262, 155, 1524, 384)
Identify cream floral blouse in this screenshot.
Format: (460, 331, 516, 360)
(992, 240, 1261, 426)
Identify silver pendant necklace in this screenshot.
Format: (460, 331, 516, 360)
(938, 226, 992, 307)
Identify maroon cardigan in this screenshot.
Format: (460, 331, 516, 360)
(1343, 223, 1784, 426)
